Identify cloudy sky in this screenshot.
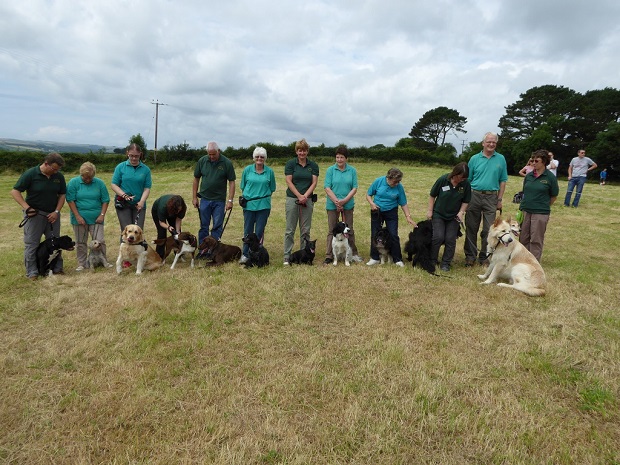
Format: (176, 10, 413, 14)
(1, 0, 619, 151)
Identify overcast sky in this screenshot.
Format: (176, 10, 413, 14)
(1, 0, 619, 152)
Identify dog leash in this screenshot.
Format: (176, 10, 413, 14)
(18, 208, 49, 228)
(216, 208, 232, 241)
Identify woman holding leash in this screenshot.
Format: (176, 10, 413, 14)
(366, 168, 417, 267)
(427, 162, 471, 272)
(239, 146, 276, 264)
(66, 162, 112, 271)
(111, 143, 152, 234)
(323, 145, 362, 265)
(283, 138, 319, 266)
(519, 149, 559, 262)
(151, 195, 187, 259)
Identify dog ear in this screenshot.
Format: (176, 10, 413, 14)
(493, 216, 503, 227)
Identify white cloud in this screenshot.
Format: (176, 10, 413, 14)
(1, 0, 619, 150)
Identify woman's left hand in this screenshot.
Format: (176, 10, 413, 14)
(136, 201, 144, 211)
(406, 216, 418, 228)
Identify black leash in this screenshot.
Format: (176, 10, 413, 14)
(18, 208, 48, 228)
(217, 208, 232, 241)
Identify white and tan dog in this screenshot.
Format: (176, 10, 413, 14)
(116, 224, 163, 274)
(477, 216, 546, 297)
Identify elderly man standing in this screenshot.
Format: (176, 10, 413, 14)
(192, 142, 236, 247)
(11, 152, 67, 280)
(464, 132, 508, 267)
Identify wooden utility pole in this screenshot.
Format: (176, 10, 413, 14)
(151, 99, 167, 163)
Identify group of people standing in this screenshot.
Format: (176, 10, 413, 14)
(10, 133, 601, 280)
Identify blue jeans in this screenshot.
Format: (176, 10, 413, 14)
(199, 200, 225, 243)
(369, 208, 402, 262)
(564, 176, 587, 207)
(242, 209, 271, 257)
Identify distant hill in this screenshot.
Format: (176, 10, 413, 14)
(0, 138, 119, 154)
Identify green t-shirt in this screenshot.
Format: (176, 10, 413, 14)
(193, 155, 236, 201)
(520, 170, 559, 215)
(153, 195, 186, 222)
(284, 158, 319, 198)
(429, 173, 472, 220)
(13, 165, 66, 212)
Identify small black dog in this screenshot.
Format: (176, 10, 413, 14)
(242, 233, 269, 268)
(373, 228, 393, 264)
(404, 219, 435, 274)
(289, 238, 316, 265)
(36, 235, 75, 276)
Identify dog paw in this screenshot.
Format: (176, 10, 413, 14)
(477, 274, 486, 279)
(345, 262, 350, 267)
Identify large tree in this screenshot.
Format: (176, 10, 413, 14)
(409, 106, 467, 149)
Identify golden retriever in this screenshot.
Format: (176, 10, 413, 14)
(477, 216, 546, 297)
(116, 225, 163, 274)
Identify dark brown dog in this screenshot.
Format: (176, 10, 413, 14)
(198, 236, 242, 266)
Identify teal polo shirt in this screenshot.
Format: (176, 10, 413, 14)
(13, 165, 66, 212)
(66, 176, 110, 224)
(324, 163, 358, 210)
(519, 170, 559, 215)
(468, 151, 508, 191)
(111, 160, 152, 206)
(194, 155, 236, 201)
(240, 164, 276, 211)
(430, 173, 472, 220)
(367, 176, 407, 211)
(284, 158, 319, 198)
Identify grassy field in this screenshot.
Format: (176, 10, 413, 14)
(1, 162, 619, 464)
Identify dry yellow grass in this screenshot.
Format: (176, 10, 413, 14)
(1, 163, 618, 464)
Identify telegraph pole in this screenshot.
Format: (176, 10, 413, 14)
(151, 99, 167, 163)
(460, 139, 467, 156)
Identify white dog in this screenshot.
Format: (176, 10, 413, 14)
(332, 221, 353, 266)
(477, 216, 546, 297)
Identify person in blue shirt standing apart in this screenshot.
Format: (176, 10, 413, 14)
(323, 145, 362, 265)
(464, 132, 508, 267)
(366, 168, 417, 267)
(239, 146, 276, 264)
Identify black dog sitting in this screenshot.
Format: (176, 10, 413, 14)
(289, 238, 316, 265)
(242, 233, 269, 268)
(373, 227, 393, 264)
(36, 235, 75, 276)
(404, 220, 435, 274)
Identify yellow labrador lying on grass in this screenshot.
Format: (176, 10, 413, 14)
(477, 216, 546, 297)
(116, 224, 163, 274)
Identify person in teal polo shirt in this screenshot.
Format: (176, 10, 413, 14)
(239, 146, 276, 263)
(192, 141, 236, 247)
(464, 132, 508, 267)
(111, 143, 152, 234)
(11, 152, 67, 279)
(427, 162, 471, 272)
(519, 149, 559, 262)
(283, 138, 319, 265)
(323, 145, 362, 264)
(66, 162, 111, 271)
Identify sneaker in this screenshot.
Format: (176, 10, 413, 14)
(366, 259, 380, 266)
(283, 261, 289, 266)
(104, 262, 113, 268)
(395, 261, 405, 267)
(53, 270, 65, 275)
(239, 255, 249, 264)
(323, 258, 332, 265)
(351, 255, 363, 263)
(75, 266, 85, 272)
(479, 259, 490, 267)
(465, 260, 475, 267)
(28, 275, 38, 281)
(440, 264, 450, 272)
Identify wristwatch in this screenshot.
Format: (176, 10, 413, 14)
(54, 210, 60, 214)
(227, 199, 233, 203)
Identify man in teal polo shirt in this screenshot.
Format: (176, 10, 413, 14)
(464, 132, 508, 267)
(192, 141, 236, 245)
(11, 152, 67, 280)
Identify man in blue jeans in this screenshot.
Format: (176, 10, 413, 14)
(192, 142, 236, 252)
(564, 149, 597, 208)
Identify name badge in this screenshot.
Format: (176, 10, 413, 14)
(441, 186, 450, 192)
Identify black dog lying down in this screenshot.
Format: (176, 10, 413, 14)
(290, 238, 316, 265)
(404, 219, 435, 274)
(242, 233, 269, 268)
(36, 235, 75, 276)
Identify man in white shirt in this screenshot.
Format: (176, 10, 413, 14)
(563, 149, 597, 208)
(547, 152, 559, 177)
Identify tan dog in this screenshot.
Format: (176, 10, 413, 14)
(477, 216, 546, 297)
(116, 225, 163, 274)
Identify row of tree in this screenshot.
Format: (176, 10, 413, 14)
(400, 85, 619, 177)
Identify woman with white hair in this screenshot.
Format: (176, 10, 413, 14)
(66, 162, 112, 270)
(238, 146, 277, 263)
